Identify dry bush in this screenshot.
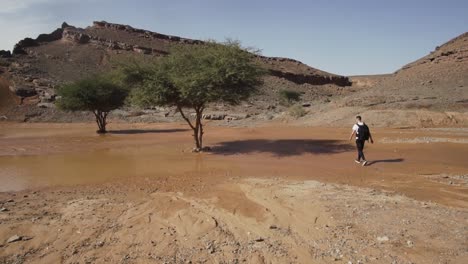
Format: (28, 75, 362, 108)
(288, 104, 307, 118)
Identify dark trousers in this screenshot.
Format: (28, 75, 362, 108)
(356, 139, 366, 161)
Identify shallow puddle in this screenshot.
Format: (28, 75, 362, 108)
(0, 122, 467, 207)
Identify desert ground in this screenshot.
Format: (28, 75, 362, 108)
(0, 122, 467, 264)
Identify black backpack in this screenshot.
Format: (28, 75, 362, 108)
(357, 123, 370, 140)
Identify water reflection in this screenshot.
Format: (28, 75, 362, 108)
(0, 146, 227, 192)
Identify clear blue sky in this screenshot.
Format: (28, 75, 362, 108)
(0, 0, 467, 75)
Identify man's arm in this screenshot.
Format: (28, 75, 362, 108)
(369, 132, 374, 144)
(349, 130, 356, 141)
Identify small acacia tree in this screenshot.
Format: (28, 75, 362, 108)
(129, 41, 265, 150)
(57, 75, 128, 134)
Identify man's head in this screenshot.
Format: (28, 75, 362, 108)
(356, 115, 362, 122)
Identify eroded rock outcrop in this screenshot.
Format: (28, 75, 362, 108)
(12, 23, 70, 55)
(0, 50, 12, 58)
(92, 21, 204, 44)
(269, 70, 351, 87)
(10, 20, 351, 87)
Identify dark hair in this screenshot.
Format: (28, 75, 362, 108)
(356, 115, 362, 121)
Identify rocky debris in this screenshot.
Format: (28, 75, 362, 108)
(63, 28, 90, 44)
(5, 235, 33, 243)
(203, 113, 226, 120)
(92, 21, 204, 45)
(95, 241, 105, 247)
(406, 240, 414, 247)
(376, 236, 389, 242)
(226, 114, 250, 121)
(269, 69, 351, 87)
(9, 84, 37, 97)
(200, 113, 250, 121)
(62, 27, 169, 56)
(39, 92, 55, 102)
(6, 235, 22, 243)
(32, 78, 52, 88)
(0, 207, 8, 212)
(133, 46, 152, 54)
(37, 102, 55, 108)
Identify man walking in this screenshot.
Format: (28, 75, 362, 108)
(349, 115, 374, 166)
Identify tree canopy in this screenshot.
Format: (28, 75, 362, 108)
(127, 40, 265, 150)
(57, 75, 128, 133)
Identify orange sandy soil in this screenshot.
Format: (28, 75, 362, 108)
(0, 122, 467, 264)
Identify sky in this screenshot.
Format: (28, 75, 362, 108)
(0, 0, 467, 75)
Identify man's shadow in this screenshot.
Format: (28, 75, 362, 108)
(367, 158, 404, 166)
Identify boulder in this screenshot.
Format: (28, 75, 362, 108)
(32, 78, 52, 88)
(133, 46, 152, 54)
(40, 92, 55, 102)
(63, 29, 90, 44)
(203, 113, 226, 120)
(10, 85, 37, 97)
(37, 102, 55, 108)
(226, 114, 250, 121)
(7, 235, 22, 243)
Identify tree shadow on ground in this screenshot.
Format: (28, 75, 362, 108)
(210, 139, 354, 157)
(108, 128, 189, 135)
(367, 158, 404, 166)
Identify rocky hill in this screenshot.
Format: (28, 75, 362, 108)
(304, 32, 468, 127)
(0, 21, 353, 122)
(0, 22, 466, 127)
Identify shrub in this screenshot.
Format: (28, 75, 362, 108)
(278, 89, 301, 106)
(288, 104, 307, 118)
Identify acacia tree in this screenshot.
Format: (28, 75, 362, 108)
(57, 75, 128, 133)
(129, 41, 265, 150)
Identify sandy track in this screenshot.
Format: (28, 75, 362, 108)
(1, 178, 467, 264)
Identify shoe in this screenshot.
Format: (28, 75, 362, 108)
(354, 160, 361, 164)
(362, 160, 368, 166)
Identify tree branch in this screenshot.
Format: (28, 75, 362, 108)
(177, 105, 195, 130)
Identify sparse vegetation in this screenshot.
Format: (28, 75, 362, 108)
(279, 89, 301, 106)
(127, 40, 265, 150)
(288, 104, 307, 118)
(56, 75, 128, 133)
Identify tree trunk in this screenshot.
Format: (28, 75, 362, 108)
(93, 110, 108, 134)
(177, 105, 205, 151)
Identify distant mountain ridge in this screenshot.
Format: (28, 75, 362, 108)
(4, 21, 351, 87)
